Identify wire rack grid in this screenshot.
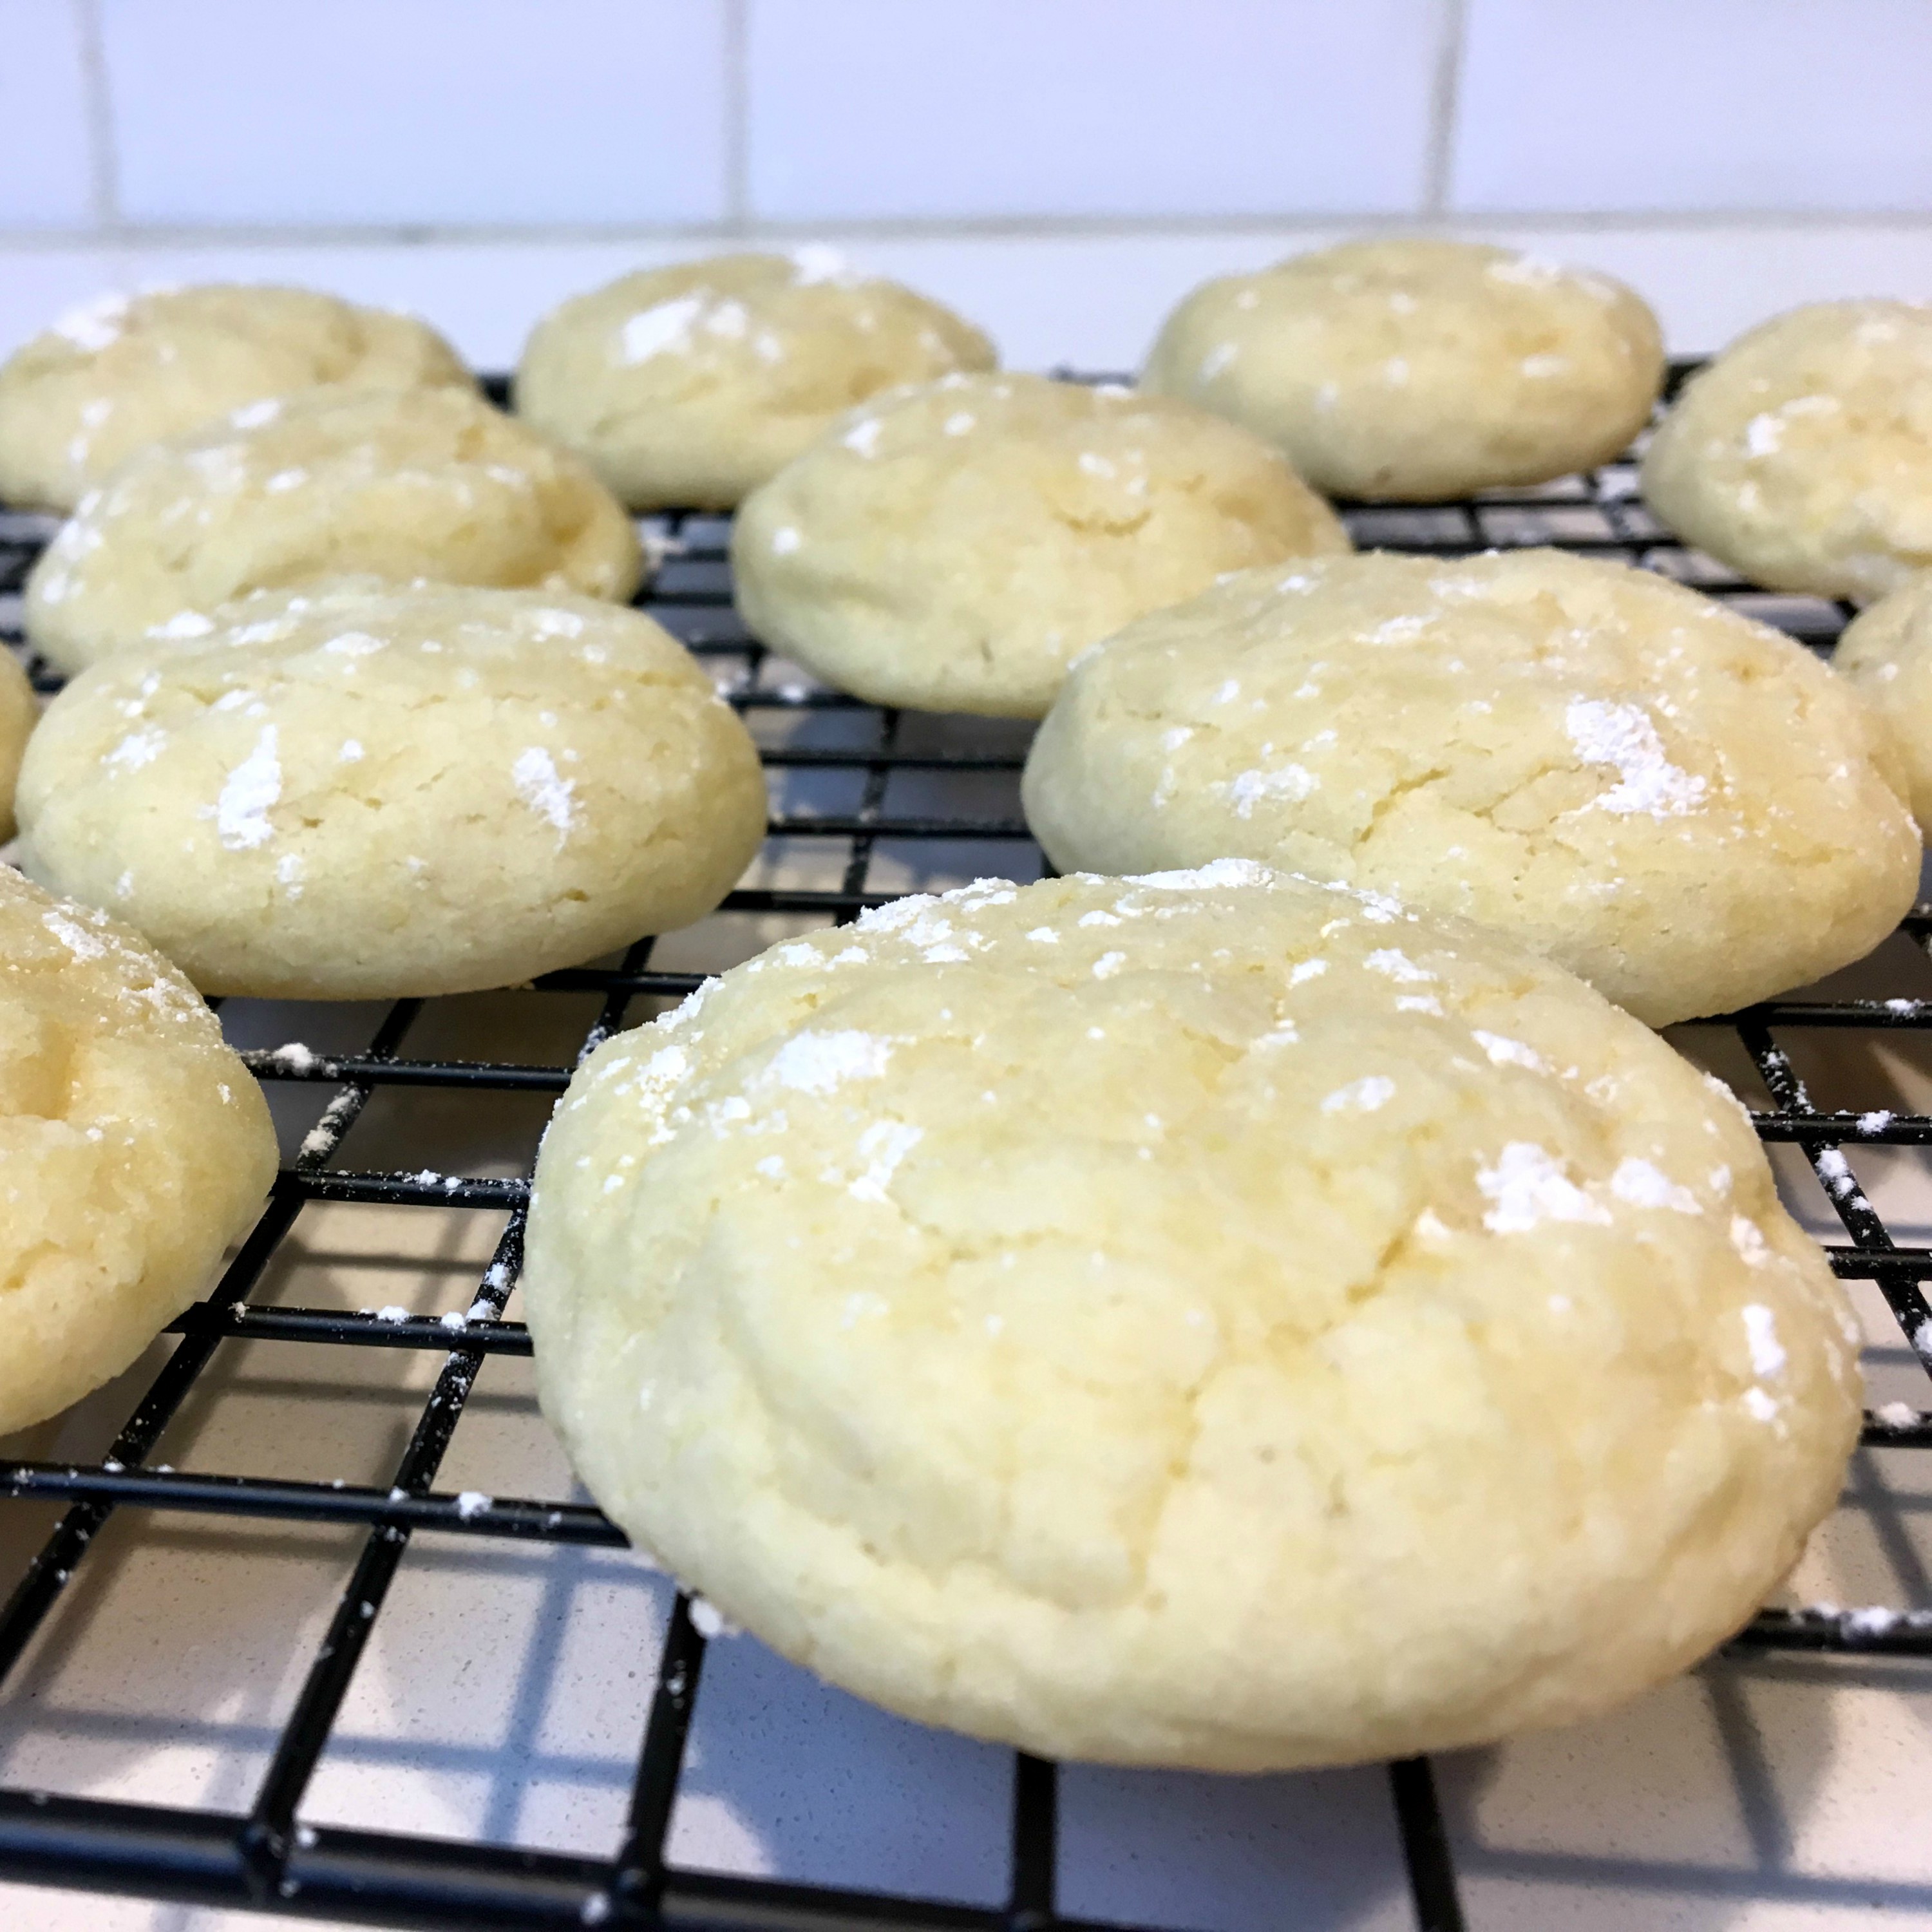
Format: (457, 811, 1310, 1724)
(0, 361, 1929, 1932)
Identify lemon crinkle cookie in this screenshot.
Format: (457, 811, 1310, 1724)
(0, 283, 473, 513)
(1835, 572, 1932, 828)
(0, 867, 275, 1437)
(0, 647, 33, 843)
(1142, 238, 1663, 502)
(731, 372, 1350, 719)
(524, 864, 1861, 1770)
(1642, 301, 1932, 602)
(516, 251, 996, 510)
(14, 582, 764, 998)
(24, 384, 643, 674)
(1023, 550, 1916, 1027)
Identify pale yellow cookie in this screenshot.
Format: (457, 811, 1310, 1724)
(525, 865, 1860, 1770)
(0, 283, 472, 512)
(0, 866, 275, 1436)
(0, 648, 33, 842)
(1142, 238, 1663, 500)
(516, 251, 996, 509)
(1023, 550, 1917, 1025)
(1834, 572, 1932, 827)
(24, 385, 643, 674)
(732, 372, 1349, 718)
(15, 582, 764, 998)
(1643, 301, 1932, 601)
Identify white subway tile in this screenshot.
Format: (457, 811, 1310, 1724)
(0, 0, 95, 225)
(746, 0, 1443, 222)
(102, 0, 729, 226)
(1452, 0, 1932, 213)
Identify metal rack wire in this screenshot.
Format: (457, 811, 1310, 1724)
(1, 362, 1929, 1930)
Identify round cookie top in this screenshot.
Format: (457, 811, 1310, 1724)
(730, 372, 1350, 718)
(1021, 549, 1917, 1027)
(1642, 301, 1932, 602)
(23, 384, 644, 674)
(15, 581, 766, 999)
(1835, 571, 1932, 826)
(0, 865, 276, 1436)
(525, 864, 1859, 1770)
(516, 251, 998, 511)
(1142, 238, 1664, 502)
(0, 647, 33, 844)
(0, 283, 473, 513)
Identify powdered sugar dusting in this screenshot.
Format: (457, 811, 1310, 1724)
(1224, 764, 1318, 816)
(1477, 1142, 1612, 1234)
(620, 296, 705, 364)
(216, 726, 281, 849)
(848, 1121, 924, 1203)
(1472, 1030, 1544, 1071)
(1610, 1157, 1701, 1214)
(1565, 698, 1707, 817)
(1321, 1075, 1396, 1115)
(512, 746, 576, 841)
(1743, 1303, 1786, 1379)
(765, 1030, 892, 1096)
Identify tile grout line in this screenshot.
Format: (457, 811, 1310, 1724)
(6, 207, 1932, 256)
(723, 0, 750, 234)
(1422, 0, 1468, 217)
(70, 0, 118, 233)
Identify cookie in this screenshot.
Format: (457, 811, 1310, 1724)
(524, 864, 1860, 1770)
(1835, 571, 1932, 826)
(731, 373, 1350, 718)
(0, 283, 472, 513)
(0, 648, 33, 842)
(516, 251, 997, 509)
(1142, 238, 1663, 501)
(0, 866, 275, 1437)
(1023, 550, 1917, 1026)
(1642, 301, 1932, 601)
(15, 582, 764, 998)
(24, 385, 643, 674)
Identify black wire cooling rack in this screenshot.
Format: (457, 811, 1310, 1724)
(2, 361, 1931, 1932)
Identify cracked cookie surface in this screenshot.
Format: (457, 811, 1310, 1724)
(1023, 549, 1916, 1025)
(524, 863, 1859, 1769)
(730, 372, 1349, 719)
(516, 251, 995, 511)
(0, 282, 472, 513)
(15, 580, 763, 998)
(1142, 238, 1663, 502)
(1643, 301, 1932, 603)
(0, 866, 274, 1435)
(24, 384, 642, 674)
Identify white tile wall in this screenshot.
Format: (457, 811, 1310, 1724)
(0, 1, 1927, 368)
(100, 0, 730, 226)
(1452, 0, 1932, 214)
(0, 0, 94, 225)
(744, 0, 1444, 222)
